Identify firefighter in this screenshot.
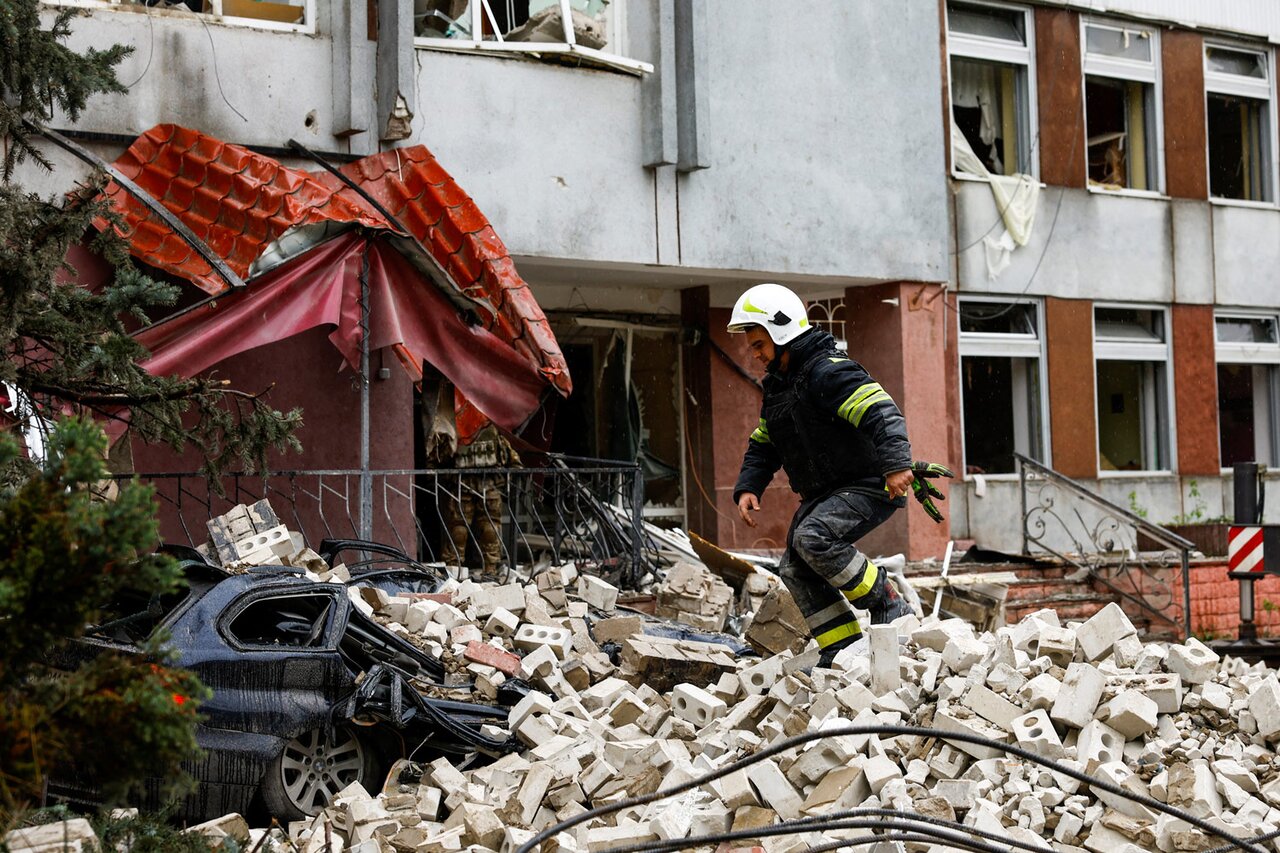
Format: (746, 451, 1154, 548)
(728, 283, 953, 667)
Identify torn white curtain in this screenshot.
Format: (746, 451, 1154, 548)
(951, 123, 1040, 281)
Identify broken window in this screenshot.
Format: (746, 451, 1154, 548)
(44, 0, 312, 30)
(1094, 306, 1171, 472)
(1205, 45, 1275, 203)
(946, 1, 1035, 176)
(957, 298, 1046, 475)
(414, 0, 649, 75)
(1083, 21, 1160, 192)
(1215, 313, 1280, 467)
(226, 592, 336, 648)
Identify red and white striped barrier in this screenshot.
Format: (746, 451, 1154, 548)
(1229, 525, 1265, 574)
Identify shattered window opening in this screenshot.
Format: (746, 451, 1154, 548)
(1215, 312, 1280, 468)
(957, 297, 1046, 476)
(1082, 20, 1161, 193)
(946, 1, 1035, 177)
(42, 0, 314, 32)
(1205, 44, 1275, 203)
(225, 592, 337, 649)
(1094, 304, 1171, 473)
(413, 0, 651, 75)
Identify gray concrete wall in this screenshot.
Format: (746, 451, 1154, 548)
(407, 0, 950, 289)
(954, 182, 1280, 309)
(951, 472, 1280, 555)
(43, 6, 339, 149)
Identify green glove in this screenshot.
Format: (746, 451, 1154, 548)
(910, 461, 955, 523)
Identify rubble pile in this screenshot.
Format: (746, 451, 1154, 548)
(309, 590, 1280, 853)
(13, 499, 1280, 853)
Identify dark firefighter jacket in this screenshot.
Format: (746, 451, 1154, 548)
(733, 329, 913, 504)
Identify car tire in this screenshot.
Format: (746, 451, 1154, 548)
(259, 725, 386, 821)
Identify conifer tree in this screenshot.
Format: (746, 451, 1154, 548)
(0, 0, 302, 816)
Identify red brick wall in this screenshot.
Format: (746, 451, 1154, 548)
(1162, 31, 1209, 200)
(1035, 7, 1086, 188)
(1045, 297, 1096, 478)
(1172, 305, 1220, 475)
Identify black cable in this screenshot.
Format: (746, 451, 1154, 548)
(606, 821, 1012, 853)
(514, 724, 1264, 853)
(1206, 826, 1280, 853)
(601, 808, 1056, 853)
(808, 833, 997, 853)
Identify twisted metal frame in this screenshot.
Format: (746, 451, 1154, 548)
(1016, 452, 1194, 638)
(114, 455, 657, 588)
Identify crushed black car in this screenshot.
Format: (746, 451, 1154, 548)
(50, 540, 525, 822)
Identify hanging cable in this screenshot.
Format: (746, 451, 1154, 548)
(515, 723, 1265, 853)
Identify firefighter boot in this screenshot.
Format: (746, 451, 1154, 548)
(863, 568, 913, 625)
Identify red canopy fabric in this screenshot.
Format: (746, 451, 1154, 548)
(136, 232, 548, 434)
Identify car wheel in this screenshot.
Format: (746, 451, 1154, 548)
(260, 725, 380, 820)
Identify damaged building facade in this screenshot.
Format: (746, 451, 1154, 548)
(13, 0, 1280, 560)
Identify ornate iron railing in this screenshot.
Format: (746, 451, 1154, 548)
(1016, 453, 1193, 639)
(116, 455, 657, 589)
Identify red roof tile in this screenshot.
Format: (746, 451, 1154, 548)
(95, 125, 570, 398)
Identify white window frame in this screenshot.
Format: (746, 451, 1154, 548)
(945, 0, 1039, 180)
(1093, 302, 1175, 476)
(1081, 17, 1165, 197)
(956, 295, 1051, 479)
(414, 0, 651, 76)
(1214, 309, 1280, 469)
(1203, 41, 1280, 208)
(42, 0, 316, 34)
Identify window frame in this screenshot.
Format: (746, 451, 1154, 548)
(413, 0, 652, 76)
(42, 0, 316, 34)
(1214, 309, 1280, 470)
(1092, 302, 1175, 476)
(956, 295, 1051, 479)
(945, 0, 1040, 180)
(1203, 40, 1279, 208)
(1080, 17, 1166, 197)
(219, 588, 342, 653)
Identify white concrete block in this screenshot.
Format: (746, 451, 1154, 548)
(1076, 719, 1126, 768)
(942, 635, 988, 675)
(514, 623, 573, 658)
(1166, 638, 1219, 685)
(868, 624, 901, 695)
(1035, 624, 1077, 667)
(744, 758, 803, 820)
(1104, 689, 1159, 739)
(962, 683, 1022, 731)
(1051, 662, 1105, 730)
(1076, 602, 1137, 661)
(671, 683, 728, 727)
(576, 574, 619, 612)
(1009, 709, 1064, 759)
(484, 607, 519, 638)
(862, 753, 903, 794)
(739, 656, 784, 696)
(1249, 676, 1280, 741)
(1018, 673, 1061, 710)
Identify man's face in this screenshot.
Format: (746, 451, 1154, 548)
(745, 326, 776, 369)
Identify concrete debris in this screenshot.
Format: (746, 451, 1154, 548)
(156, 505, 1280, 852)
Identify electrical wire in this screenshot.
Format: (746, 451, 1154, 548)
(600, 807, 1058, 853)
(122, 5, 155, 88)
(514, 723, 1266, 853)
(197, 12, 249, 123)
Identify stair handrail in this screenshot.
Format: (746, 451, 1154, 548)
(1015, 452, 1193, 639)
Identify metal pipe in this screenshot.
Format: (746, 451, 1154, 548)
(358, 244, 373, 542)
(30, 121, 247, 293)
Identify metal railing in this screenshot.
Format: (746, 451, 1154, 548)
(1016, 453, 1194, 639)
(117, 455, 657, 588)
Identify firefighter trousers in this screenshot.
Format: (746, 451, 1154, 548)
(778, 488, 898, 650)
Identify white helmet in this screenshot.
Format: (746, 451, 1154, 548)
(726, 283, 812, 346)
